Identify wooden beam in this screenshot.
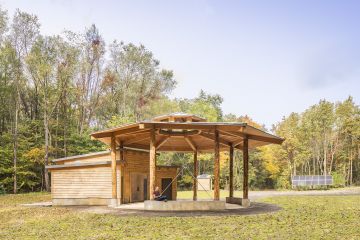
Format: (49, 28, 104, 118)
(248, 134, 283, 144)
(193, 150, 198, 201)
(199, 132, 231, 147)
(220, 130, 283, 145)
(156, 136, 170, 150)
(92, 126, 146, 139)
(158, 129, 200, 136)
(243, 137, 249, 199)
(149, 128, 156, 200)
(229, 144, 234, 198)
(119, 141, 124, 204)
(184, 137, 197, 151)
(119, 141, 124, 162)
(218, 130, 245, 138)
(111, 135, 117, 203)
(139, 122, 245, 131)
(214, 129, 220, 200)
(232, 139, 243, 147)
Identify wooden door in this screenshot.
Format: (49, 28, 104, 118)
(131, 173, 146, 202)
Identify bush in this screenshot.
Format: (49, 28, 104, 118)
(275, 175, 291, 189)
(332, 172, 346, 187)
(0, 184, 6, 195)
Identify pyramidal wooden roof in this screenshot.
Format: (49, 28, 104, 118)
(91, 113, 284, 152)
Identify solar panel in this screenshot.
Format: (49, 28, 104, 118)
(291, 175, 333, 186)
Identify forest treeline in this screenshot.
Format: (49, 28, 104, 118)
(0, 8, 359, 194)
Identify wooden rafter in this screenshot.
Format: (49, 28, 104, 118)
(123, 132, 151, 145)
(184, 136, 197, 151)
(156, 136, 170, 150)
(219, 130, 283, 145)
(232, 139, 243, 147)
(199, 132, 231, 147)
(92, 127, 148, 139)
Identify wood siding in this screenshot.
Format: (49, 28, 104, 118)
(51, 150, 178, 205)
(51, 166, 112, 199)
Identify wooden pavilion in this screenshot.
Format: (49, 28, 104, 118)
(89, 112, 284, 207)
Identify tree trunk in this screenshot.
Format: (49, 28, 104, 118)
(44, 91, 50, 191)
(349, 148, 353, 186)
(323, 136, 327, 176)
(13, 103, 18, 194)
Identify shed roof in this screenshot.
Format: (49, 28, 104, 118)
(197, 174, 211, 179)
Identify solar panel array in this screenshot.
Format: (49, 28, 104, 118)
(291, 175, 333, 186)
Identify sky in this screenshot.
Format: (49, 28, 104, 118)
(1, 0, 360, 128)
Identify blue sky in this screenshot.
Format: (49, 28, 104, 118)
(2, 0, 359, 128)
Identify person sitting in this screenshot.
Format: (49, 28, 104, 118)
(153, 186, 167, 201)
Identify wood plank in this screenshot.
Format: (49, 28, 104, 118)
(220, 130, 283, 144)
(123, 132, 151, 145)
(139, 122, 245, 131)
(156, 136, 170, 149)
(229, 144, 234, 198)
(199, 132, 231, 147)
(243, 137, 249, 199)
(111, 135, 117, 199)
(149, 128, 156, 200)
(184, 137, 197, 151)
(248, 134, 284, 144)
(232, 139, 243, 147)
(193, 150, 198, 201)
(92, 125, 143, 138)
(214, 129, 220, 200)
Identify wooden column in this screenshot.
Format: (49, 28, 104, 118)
(119, 141, 124, 204)
(243, 137, 249, 199)
(214, 129, 220, 200)
(111, 135, 117, 204)
(193, 150, 198, 201)
(149, 127, 156, 200)
(229, 144, 234, 198)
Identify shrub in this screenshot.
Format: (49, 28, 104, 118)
(331, 172, 346, 187)
(275, 175, 291, 189)
(0, 184, 6, 195)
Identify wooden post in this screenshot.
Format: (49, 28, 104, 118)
(119, 141, 124, 204)
(193, 150, 198, 201)
(149, 127, 156, 200)
(214, 129, 220, 200)
(243, 137, 249, 199)
(229, 144, 234, 198)
(111, 135, 117, 206)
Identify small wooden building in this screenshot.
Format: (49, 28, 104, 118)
(47, 112, 284, 207)
(48, 150, 178, 205)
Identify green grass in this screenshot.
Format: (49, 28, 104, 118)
(0, 192, 359, 239)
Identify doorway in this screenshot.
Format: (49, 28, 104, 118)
(161, 178, 173, 200)
(143, 178, 148, 200)
(131, 173, 147, 202)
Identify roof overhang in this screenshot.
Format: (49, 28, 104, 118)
(90, 121, 284, 152)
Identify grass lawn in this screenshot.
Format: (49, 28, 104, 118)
(0, 192, 359, 239)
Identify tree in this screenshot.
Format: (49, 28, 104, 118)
(100, 41, 176, 125)
(26, 36, 73, 191)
